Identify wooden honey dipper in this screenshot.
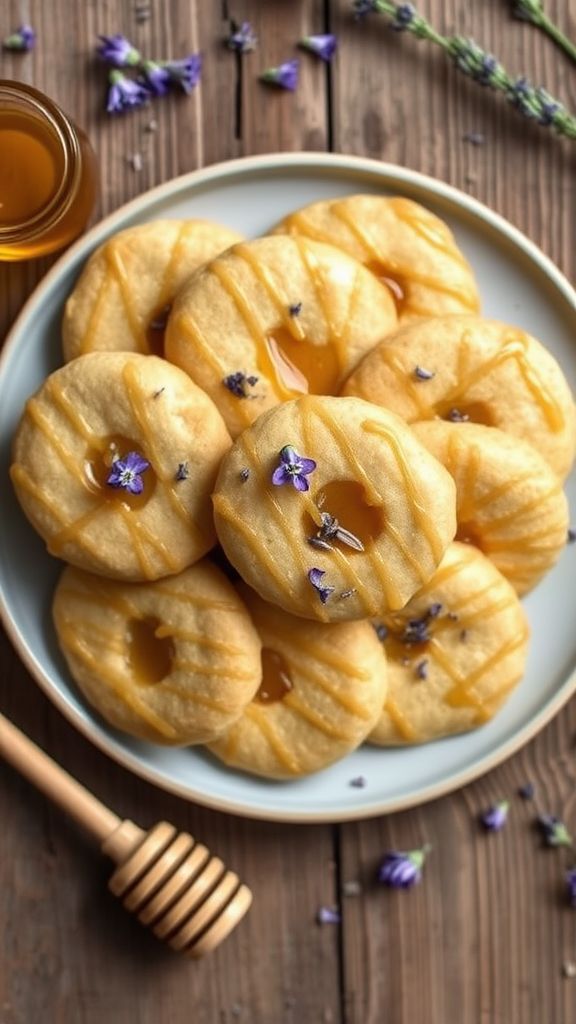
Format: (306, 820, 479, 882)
(0, 710, 252, 957)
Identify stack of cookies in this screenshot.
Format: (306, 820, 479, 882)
(10, 199, 576, 779)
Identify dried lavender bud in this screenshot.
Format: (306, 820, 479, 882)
(175, 462, 189, 481)
(289, 302, 303, 316)
(223, 372, 259, 398)
(240, 467, 250, 482)
(415, 659, 428, 680)
(374, 623, 388, 642)
(414, 365, 435, 381)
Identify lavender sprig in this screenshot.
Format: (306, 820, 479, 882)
(2, 24, 36, 52)
(352, 1, 576, 140)
(512, 1, 576, 65)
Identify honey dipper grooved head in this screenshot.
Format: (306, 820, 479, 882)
(107, 822, 252, 957)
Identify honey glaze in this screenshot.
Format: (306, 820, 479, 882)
(254, 647, 294, 704)
(307, 479, 384, 551)
(145, 304, 172, 356)
(365, 261, 407, 313)
(83, 434, 156, 509)
(126, 616, 175, 685)
(266, 326, 341, 395)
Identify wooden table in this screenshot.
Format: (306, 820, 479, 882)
(1, 2, 575, 1021)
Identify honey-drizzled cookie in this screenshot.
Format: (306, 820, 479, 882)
(208, 585, 387, 778)
(342, 315, 576, 480)
(412, 421, 569, 595)
(273, 195, 480, 322)
(11, 352, 231, 581)
(212, 396, 456, 622)
(53, 562, 262, 745)
(164, 235, 398, 438)
(62, 220, 243, 361)
(369, 543, 529, 745)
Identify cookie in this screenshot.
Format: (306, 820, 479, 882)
(369, 543, 529, 745)
(212, 395, 457, 622)
(11, 352, 231, 580)
(412, 420, 569, 595)
(208, 585, 387, 778)
(62, 219, 243, 361)
(164, 234, 398, 438)
(342, 315, 576, 480)
(273, 195, 480, 322)
(53, 562, 262, 745)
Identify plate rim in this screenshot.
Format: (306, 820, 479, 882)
(2, 150, 576, 824)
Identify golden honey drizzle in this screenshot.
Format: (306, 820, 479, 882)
(255, 647, 294, 704)
(127, 616, 174, 685)
(244, 704, 301, 774)
(446, 330, 563, 433)
(78, 270, 110, 354)
(384, 697, 419, 741)
(212, 493, 297, 606)
(251, 602, 375, 718)
(309, 479, 384, 552)
(57, 619, 177, 739)
(121, 361, 206, 547)
(298, 400, 382, 611)
(383, 567, 528, 733)
(362, 418, 445, 562)
(105, 242, 148, 353)
(282, 691, 354, 740)
(331, 200, 475, 310)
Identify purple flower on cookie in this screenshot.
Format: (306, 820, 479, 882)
(272, 445, 316, 491)
(106, 451, 150, 494)
(308, 568, 335, 604)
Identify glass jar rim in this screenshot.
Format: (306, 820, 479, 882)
(0, 80, 83, 244)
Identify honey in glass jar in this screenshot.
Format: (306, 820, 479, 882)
(0, 80, 97, 261)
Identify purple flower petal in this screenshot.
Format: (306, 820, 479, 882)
(567, 868, 576, 908)
(106, 450, 150, 493)
(481, 801, 509, 832)
(272, 466, 290, 486)
(97, 34, 140, 67)
(300, 34, 338, 62)
(227, 21, 257, 54)
(140, 60, 171, 96)
(260, 59, 299, 91)
(316, 906, 341, 925)
(297, 456, 317, 475)
(308, 567, 335, 604)
(378, 847, 430, 889)
(293, 474, 309, 492)
(162, 54, 202, 94)
(106, 71, 149, 114)
(3, 24, 36, 51)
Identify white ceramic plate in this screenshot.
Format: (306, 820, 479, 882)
(1, 153, 575, 823)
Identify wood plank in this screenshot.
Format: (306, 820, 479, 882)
(0, 1, 340, 1022)
(332, 1, 576, 1021)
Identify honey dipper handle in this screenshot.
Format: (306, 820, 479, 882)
(0, 709, 126, 847)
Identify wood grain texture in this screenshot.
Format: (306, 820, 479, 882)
(1, 1, 576, 1022)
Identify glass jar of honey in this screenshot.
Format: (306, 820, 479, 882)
(0, 80, 97, 261)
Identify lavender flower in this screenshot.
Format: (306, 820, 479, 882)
(316, 906, 341, 924)
(378, 845, 430, 889)
(227, 21, 257, 54)
(140, 60, 171, 96)
(161, 54, 202, 94)
(223, 372, 259, 398)
(518, 782, 535, 800)
(106, 72, 149, 114)
(97, 34, 141, 67)
(106, 451, 150, 494)
(538, 814, 573, 848)
(3, 25, 36, 52)
(374, 623, 388, 642)
(260, 59, 299, 92)
(567, 868, 576, 908)
(299, 34, 338, 62)
(414, 366, 435, 381)
(415, 659, 428, 680)
(481, 800, 509, 831)
(272, 446, 316, 491)
(353, 0, 378, 17)
(308, 568, 335, 604)
(351, 2, 576, 139)
(175, 462, 189, 481)
(350, 775, 367, 788)
(289, 302, 303, 317)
